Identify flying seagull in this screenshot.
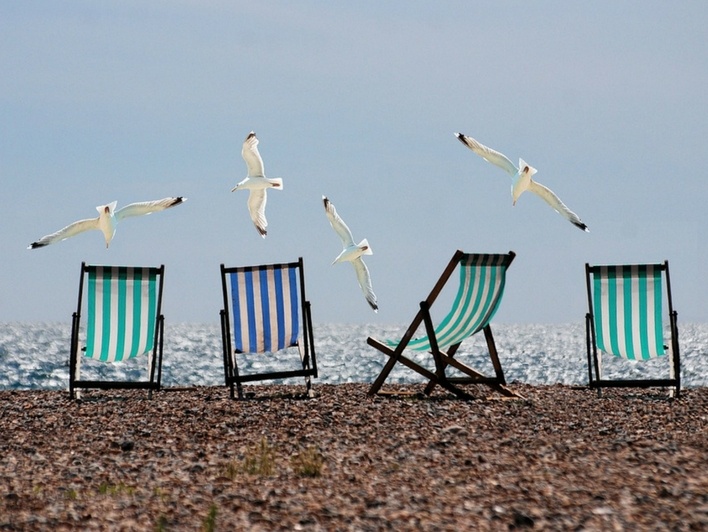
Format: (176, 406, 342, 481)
(323, 196, 378, 312)
(231, 131, 283, 237)
(28, 197, 187, 249)
(455, 132, 589, 232)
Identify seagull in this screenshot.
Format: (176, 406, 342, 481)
(231, 131, 283, 237)
(323, 196, 378, 312)
(455, 132, 589, 232)
(28, 197, 187, 249)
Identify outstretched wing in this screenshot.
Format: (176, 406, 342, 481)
(352, 257, 378, 312)
(323, 196, 355, 247)
(115, 197, 186, 220)
(528, 180, 589, 232)
(247, 189, 268, 237)
(28, 217, 99, 249)
(455, 132, 518, 177)
(242, 131, 265, 178)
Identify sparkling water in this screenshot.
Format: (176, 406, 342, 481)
(0, 322, 706, 390)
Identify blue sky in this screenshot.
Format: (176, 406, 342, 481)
(2, 1, 707, 326)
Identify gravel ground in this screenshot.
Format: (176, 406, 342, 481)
(1, 383, 707, 531)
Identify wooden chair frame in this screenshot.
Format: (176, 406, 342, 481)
(585, 261, 680, 397)
(220, 257, 317, 399)
(69, 262, 165, 399)
(367, 250, 519, 399)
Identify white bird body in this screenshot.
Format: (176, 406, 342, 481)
(28, 197, 187, 249)
(455, 132, 589, 232)
(97, 201, 119, 245)
(323, 196, 378, 312)
(511, 158, 536, 205)
(332, 237, 373, 264)
(231, 131, 282, 237)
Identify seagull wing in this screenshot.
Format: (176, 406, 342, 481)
(247, 189, 268, 237)
(352, 257, 378, 312)
(528, 180, 589, 232)
(455, 132, 518, 177)
(242, 131, 265, 177)
(115, 197, 186, 221)
(28, 217, 99, 249)
(323, 196, 355, 247)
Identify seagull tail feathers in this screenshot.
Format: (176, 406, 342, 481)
(358, 238, 373, 255)
(518, 158, 537, 176)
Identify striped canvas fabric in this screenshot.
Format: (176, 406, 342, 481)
(85, 266, 158, 362)
(591, 264, 665, 360)
(395, 253, 512, 352)
(229, 264, 300, 353)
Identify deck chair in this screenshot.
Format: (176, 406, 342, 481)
(220, 258, 317, 399)
(367, 250, 519, 400)
(69, 263, 165, 399)
(585, 261, 680, 397)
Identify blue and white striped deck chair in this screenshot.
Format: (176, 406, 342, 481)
(220, 258, 317, 399)
(69, 263, 165, 399)
(585, 261, 680, 397)
(367, 250, 519, 399)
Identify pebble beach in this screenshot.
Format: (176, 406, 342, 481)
(2, 383, 707, 530)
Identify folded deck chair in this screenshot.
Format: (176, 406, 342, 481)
(367, 250, 519, 399)
(69, 263, 165, 399)
(585, 261, 680, 397)
(220, 258, 317, 399)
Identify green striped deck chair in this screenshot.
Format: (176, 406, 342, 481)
(69, 262, 165, 399)
(585, 261, 680, 397)
(220, 258, 317, 399)
(367, 250, 520, 399)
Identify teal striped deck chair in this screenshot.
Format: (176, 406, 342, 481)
(69, 262, 165, 399)
(585, 261, 680, 397)
(367, 250, 520, 399)
(220, 258, 317, 399)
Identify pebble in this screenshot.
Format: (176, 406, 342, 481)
(1, 383, 707, 530)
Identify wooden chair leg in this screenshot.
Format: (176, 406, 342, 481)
(367, 338, 409, 395)
(423, 343, 460, 395)
(483, 326, 505, 384)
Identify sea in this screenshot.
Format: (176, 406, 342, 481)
(1, 322, 707, 391)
